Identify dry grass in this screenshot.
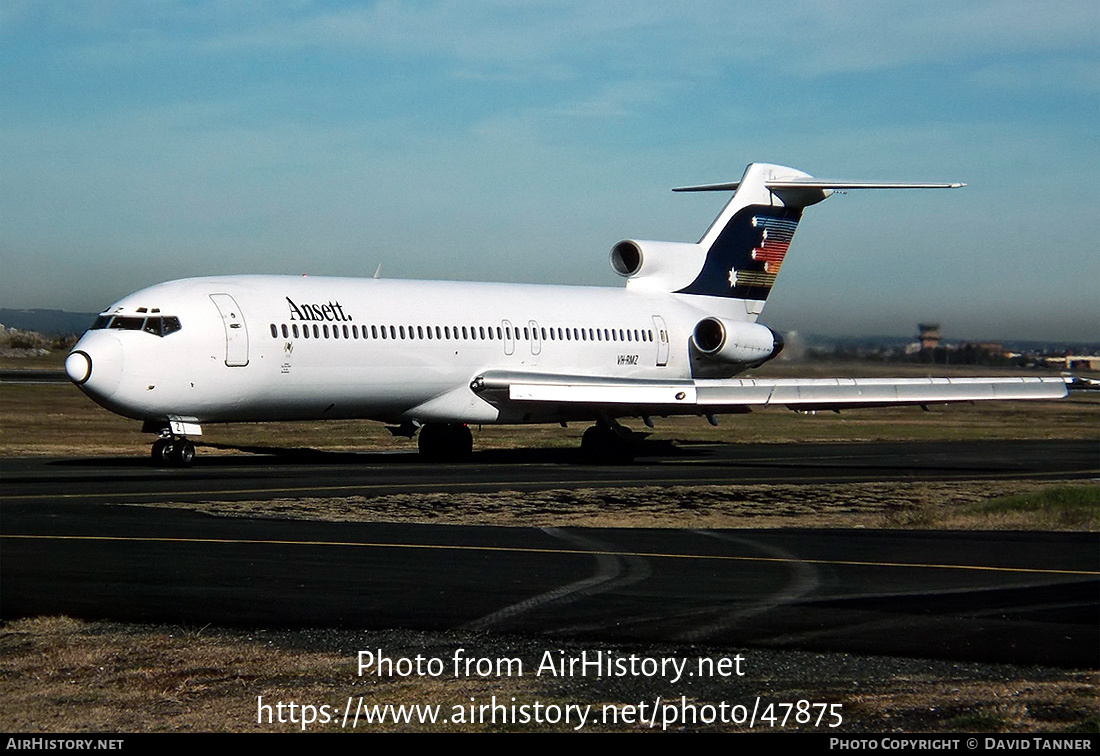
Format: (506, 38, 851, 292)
(2, 382, 1097, 457)
(1, 617, 1096, 733)
(137, 481, 1099, 531)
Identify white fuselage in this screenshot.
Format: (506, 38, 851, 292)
(69, 274, 745, 427)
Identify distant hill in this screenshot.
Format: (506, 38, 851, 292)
(0, 309, 97, 336)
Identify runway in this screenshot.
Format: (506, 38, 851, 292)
(2, 438, 1097, 667)
(2, 438, 1097, 505)
(3, 499, 1097, 667)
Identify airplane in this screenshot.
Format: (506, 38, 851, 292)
(64, 162, 1069, 466)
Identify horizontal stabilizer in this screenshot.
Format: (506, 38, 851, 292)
(673, 179, 964, 192)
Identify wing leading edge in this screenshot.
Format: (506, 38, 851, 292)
(470, 370, 1069, 413)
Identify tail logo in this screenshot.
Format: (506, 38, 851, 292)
(676, 205, 802, 299)
(727, 215, 798, 290)
(751, 216, 797, 274)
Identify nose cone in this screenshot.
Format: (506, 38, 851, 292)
(65, 350, 92, 384)
(67, 333, 123, 400)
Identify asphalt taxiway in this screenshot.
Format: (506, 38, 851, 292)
(2, 438, 1097, 667)
(2, 438, 1097, 505)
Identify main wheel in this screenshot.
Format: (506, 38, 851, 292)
(418, 423, 473, 461)
(581, 424, 635, 464)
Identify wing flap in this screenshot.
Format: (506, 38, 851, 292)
(474, 370, 1068, 411)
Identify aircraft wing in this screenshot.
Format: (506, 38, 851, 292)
(470, 370, 1069, 412)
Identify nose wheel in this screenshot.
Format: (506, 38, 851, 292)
(151, 437, 196, 467)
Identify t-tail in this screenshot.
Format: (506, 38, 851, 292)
(610, 162, 963, 318)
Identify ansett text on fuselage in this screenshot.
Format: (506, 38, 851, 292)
(285, 297, 352, 323)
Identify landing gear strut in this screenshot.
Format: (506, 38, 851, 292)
(151, 435, 196, 467)
(580, 420, 636, 464)
(417, 423, 473, 462)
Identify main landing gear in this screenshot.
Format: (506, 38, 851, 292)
(151, 436, 196, 467)
(417, 423, 474, 462)
(580, 420, 637, 464)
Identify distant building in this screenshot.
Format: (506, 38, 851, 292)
(1044, 355, 1100, 371)
(918, 323, 940, 351)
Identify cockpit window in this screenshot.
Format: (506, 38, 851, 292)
(91, 314, 182, 337)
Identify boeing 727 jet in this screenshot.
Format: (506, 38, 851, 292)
(64, 162, 1068, 465)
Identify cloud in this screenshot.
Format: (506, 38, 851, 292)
(20, 2, 1095, 78)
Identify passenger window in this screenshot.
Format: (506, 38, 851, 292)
(292, 324, 300, 338)
(282, 324, 289, 338)
(313, 325, 320, 338)
(270, 324, 278, 338)
(324, 324, 330, 338)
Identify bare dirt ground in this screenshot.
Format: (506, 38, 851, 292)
(1, 617, 1096, 733)
(152, 480, 1098, 531)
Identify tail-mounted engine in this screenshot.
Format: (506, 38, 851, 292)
(691, 317, 784, 366)
(610, 239, 707, 293)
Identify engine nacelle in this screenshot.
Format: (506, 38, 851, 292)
(691, 317, 784, 365)
(610, 239, 707, 292)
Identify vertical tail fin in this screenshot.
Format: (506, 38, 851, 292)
(673, 163, 813, 308)
(670, 163, 963, 314)
(613, 163, 962, 317)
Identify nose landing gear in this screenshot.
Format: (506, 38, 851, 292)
(151, 436, 196, 467)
